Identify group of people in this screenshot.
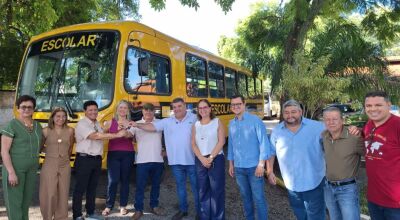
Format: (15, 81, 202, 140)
(1, 91, 399, 220)
(266, 91, 400, 220)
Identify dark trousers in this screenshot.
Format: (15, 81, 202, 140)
(135, 162, 164, 211)
(368, 201, 400, 220)
(195, 154, 225, 220)
(72, 154, 102, 219)
(106, 151, 135, 209)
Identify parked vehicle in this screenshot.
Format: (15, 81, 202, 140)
(390, 105, 399, 116)
(264, 94, 280, 119)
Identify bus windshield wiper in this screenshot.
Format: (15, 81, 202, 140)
(56, 78, 78, 119)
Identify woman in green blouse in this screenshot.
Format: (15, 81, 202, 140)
(1, 95, 42, 220)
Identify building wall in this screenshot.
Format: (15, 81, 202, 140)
(0, 90, 15, 129)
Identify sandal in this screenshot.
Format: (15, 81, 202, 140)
(120, 207, 128, 215)
(102, 207, 111, 216)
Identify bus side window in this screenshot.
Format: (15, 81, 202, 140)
(208, 62, 224, 98)
(237, 72, 248, 98)
(185, 54, 208, 97)
(225, 67, 237, 98)
(124, 47, 171, 95)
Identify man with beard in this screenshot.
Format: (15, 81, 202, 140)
(267, 100, 326, 220)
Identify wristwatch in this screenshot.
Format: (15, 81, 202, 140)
(258, 163, 265, 168)
(209, 154, 214, 160)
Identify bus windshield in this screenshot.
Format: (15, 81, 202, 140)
(17, 31, 119, 112)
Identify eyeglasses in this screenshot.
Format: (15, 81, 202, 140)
(231, 103, 243, 108)
(94, 124, 99, 132)
(198, 106, 210, 110)
(20, 105, 34, 111)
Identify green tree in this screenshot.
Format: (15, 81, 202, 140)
(277, 52, 351, 118)
(0, 0, 142, 89)
(218, 0, 400, 115)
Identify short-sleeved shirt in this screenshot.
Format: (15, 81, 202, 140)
(364, 114, 400, 208)
(153, 112, 196, 165)
(1, 118, 42, 159)
(322, 126, 364, 181)
(75, 116, 103, 156)
(130, 118, 164, 164)
(270, 118, 325, 192)
(227, 112, 271, 168)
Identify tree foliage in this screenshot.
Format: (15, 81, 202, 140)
(0, 0, 141, 89)
(218, 0, 400, 117)
(149, 0, 235, 13)
(277, 52, 351, 118)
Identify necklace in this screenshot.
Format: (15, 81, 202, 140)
(19, 118, 34, 133)
(55, 128, 63, 143)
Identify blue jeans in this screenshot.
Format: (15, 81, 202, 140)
(287, 178, 325, 220)
(368, 201, 400, 220)
(196, 154, 225, 220)
(171, 165, 200, 213)
(105, 151, 135, 209)
(135, 162, 164, 211)
(324, 180, 360, 220)
(234, 167, 268, 220)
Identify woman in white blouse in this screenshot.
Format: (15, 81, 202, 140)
(191, 99, 226, 220)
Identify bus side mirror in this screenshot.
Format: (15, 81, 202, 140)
(138, 57, 149, 76)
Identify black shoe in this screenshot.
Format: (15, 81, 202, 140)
(195, 214, 200, 220)
(171, 211, 188, 220)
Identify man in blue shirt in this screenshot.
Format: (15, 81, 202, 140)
(267, 99, 326, 220)
(228, 95, 272, 220)
(130, 98, 199, 220)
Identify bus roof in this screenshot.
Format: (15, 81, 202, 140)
(29, 21, 257, 78)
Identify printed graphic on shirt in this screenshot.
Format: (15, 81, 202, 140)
(365, 140, 384, 158)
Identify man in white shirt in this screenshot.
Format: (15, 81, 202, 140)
(129, 98, 199, 220)
(129, 103, 165, 219)
(72, 100, 126, 220)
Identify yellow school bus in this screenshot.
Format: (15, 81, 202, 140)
(15, 21, 264, 168)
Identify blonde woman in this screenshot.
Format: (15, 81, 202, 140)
(39, 107, 74, 220)
(102, 100, 135, 216)
(191, 99, 226, 220)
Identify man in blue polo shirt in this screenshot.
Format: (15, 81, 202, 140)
(228, 95, 272, 220)
(267, 99, 326, 220)
(130, 98, 199, 220)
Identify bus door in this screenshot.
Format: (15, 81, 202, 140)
(124, 31, 173, 120)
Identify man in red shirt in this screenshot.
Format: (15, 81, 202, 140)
(363, 91, 400, 220)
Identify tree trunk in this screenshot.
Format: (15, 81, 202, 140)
(283, 0, 326, 66)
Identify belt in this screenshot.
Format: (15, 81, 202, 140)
(76, 153, 102, 159)
(328, 179, 356, 186)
